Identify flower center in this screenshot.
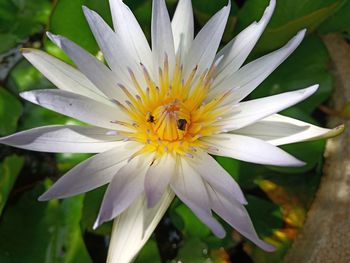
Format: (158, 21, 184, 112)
(149, 99, 190, 141)
(113, 56, 232, 157)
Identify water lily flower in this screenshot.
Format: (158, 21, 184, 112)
(0, 0, 343, 262)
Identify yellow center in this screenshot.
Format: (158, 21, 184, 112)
(115, 56, 231, 158)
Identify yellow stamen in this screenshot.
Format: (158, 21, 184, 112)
(115, 56, 232, 156)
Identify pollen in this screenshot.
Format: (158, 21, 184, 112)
(114, 55, 231, 157)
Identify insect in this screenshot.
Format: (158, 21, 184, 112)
(177, 119, 187, 131)
(147, 114, 155, 123)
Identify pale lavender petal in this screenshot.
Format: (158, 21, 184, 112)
(207, 186, 275, 252)
(107, 189, 175, 263)
(170, 158, 226, 238)
(21, 48, 110, 105)
(20, 89, 130, 131)
(219, 85, 318, 131)
(39, 142, 141, 200)
(94, 155, 154, 229)
(183, 1, 231, 79)
(210, 29, 306, 102)
(0, 125, 122, 153)
(109, 0, 153, 71)
(171, 0, 194, 55)
(47, 32, 126, 100)
(234, 114, 345, 146)
(189, 150, 247, 204)
(152, 0, 176, 77)
(144, 154, 176, 208)
(215, 0, 276, 74)
(82, 6, 138, 85)
(202, 134, 305, 167)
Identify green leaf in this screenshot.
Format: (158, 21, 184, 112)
(49, 0, 111, 54)
(8, 59, 52, 93)
(0, 183, 92, 263)
(250, 34, 332, 114)
(0, 33, 18, 53)
(134, 239, 161, 263)
(0, 0, 51, 52)
(269, 140, 326, 174)
(319, 0, 350, 33)
(56, 153, 91, 173)
(215, 156, 240, 181)
(0, 87, 22, 135)
(192, 0, 238, 43)
(245, 195, 283, 238)
(237, 0, 344, 53)
(81, 186, 112, 236)
(0, 155, 24, 216)
(176, 238, 210, 263)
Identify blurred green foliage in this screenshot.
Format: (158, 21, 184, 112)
(0, 0, 349, 262)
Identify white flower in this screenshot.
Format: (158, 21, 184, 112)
(0, 0, 343, 262)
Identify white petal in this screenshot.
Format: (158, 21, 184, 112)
(109, 0, 153, 71)
(94, 155, 153, 228)
(220, 85, 318, 131)
(107, 189, 175, 263)
(21, 48, 111, 105)
(144, 153, 176, 208)
(189, 151, 247, 204)
(207, 186, 275, 252)
(183, 2, 231, 79)
(38, 142, 141, 200)
(0, 125, 122, 153)
(152, 0, 176, 77)
(171, 157, 226, 238)
(211, 29, 306, 102)
(233, 114, 345, 146)
(171, 0, 194, 55)
(202, 134, 305, 167)
(47, 32, 126, 100)
(20, 89, 129, 131)
(82, 6, 138, 85)
(215, 0, 275, 74)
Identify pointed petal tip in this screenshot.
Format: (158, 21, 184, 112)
(82, 5, 94, 16)
(296, 28, 306, 39)
(285, 158, 306, 167)
(293, 159, 307, 167)
(333, 124, 345, 136)
(308, 84, 319, 94)
(269, 0, 276, 7)
(300, 28, 307, 35)
(216, 229, 226, 239)
(278, 156, 306, 167)
(46, 31, 54, 39)
(38, 194, 49, 202)
(93, 216, 103, 230)
(241, 197, 248, 205)
(314, 123, 345, 141)
(257, 240, 276, 252)
(19, 91, 35, 102)
(46, 32, 63, 48)
(298, 84, 318, 98)
(38, 189, 60, 201)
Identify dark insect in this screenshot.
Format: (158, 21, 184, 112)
(177, 119, 187, 131)
(147, 114, 155, 123)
